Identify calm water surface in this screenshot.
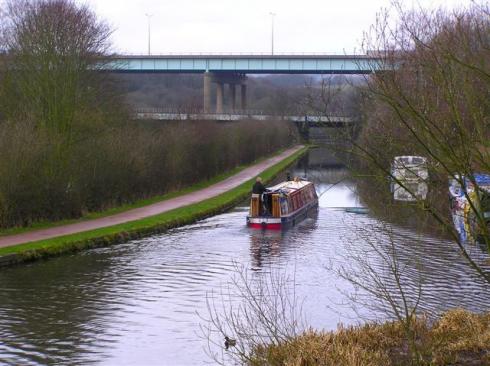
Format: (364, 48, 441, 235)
(0, 149, 488, 365)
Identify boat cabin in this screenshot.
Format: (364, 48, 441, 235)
(449, 173, 490, 243)
(248, 179, 318, 229)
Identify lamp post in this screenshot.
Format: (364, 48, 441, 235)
(269, 12, 276, 55)
(145, 13, 153, 55)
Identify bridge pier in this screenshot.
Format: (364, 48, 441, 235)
(216, 82, 224, 114)
(241, 84, 247, 110)
(297, 122, 310, 142)
(229, 84, 236, 111)
(203, 72, 247, 113)
(203, 72, 212, 113)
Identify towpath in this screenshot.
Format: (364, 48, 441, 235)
(0, 145, 303, 248)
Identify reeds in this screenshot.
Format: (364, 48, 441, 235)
(250, 309, 490, 366)
(248, 309, 489, 366)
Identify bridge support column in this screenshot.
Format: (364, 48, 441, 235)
(295, 121, 310, 143)
(216, 82, 224, 114)
(241, 84, 247, 111)
(204, 72, 246, 113)
(203, 72, 212, 113)
(229, 84, 236, 111)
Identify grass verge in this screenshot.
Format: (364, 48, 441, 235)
(249, 309, 489, 366)
(0, 146, 308, 266)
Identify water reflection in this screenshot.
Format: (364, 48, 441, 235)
(249, 230, 282, 269)
(248, 206, 319, 270)
(0, 148, 488, 366)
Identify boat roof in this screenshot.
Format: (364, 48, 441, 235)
(473, 174, 490, 185)
(393, 156, 427, 166)
(451, 173, 490, 186)
(267, 180, 312, 193)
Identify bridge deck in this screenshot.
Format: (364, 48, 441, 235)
(107, 54, 382, 74)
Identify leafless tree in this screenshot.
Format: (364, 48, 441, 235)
(335, 221, 426, 363)
(348, 1, 490, 283)
(201, 264, 305, 365)
(0, 0, 113, 138)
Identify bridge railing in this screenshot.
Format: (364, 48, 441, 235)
(133, 109, 354, 124)
(116, 51, 369, 57)
(135, 107, 269, 116)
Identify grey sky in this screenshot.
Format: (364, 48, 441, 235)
(81, 0, 474, 54)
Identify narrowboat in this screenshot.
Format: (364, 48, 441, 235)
(390, 156, 429, 201)
(449, 173, 490, 243)
(247, 179, 318, 230)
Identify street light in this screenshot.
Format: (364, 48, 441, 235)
(145, 13, 153, 55)
(269, 12, 276, 55)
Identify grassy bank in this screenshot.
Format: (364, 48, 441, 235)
(0, 146, 308, 266)
(249, 309, 489, 366)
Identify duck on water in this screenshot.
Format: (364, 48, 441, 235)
(247, 176, 318, 230)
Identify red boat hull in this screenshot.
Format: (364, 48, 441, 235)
(248, 222, 282, 230)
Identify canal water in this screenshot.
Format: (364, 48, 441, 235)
(0, 149, 488, 365)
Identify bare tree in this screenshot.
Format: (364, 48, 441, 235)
(201, 3, 489, 365)
(335, 221, 426, 363)
(201, 264, 305, 365)
(349, 1, 490, 283)
(0, 0, 113, 138)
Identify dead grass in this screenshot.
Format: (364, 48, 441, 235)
(249, 309, 489, 366)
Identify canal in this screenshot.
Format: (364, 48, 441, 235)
(0, 148, 488, 365)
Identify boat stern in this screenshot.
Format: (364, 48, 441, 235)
(247, 216, 282, 230)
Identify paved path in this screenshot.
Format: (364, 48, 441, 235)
(0, 146, 303, 248)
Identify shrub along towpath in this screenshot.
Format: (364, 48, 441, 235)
(0, 145, 307, 266)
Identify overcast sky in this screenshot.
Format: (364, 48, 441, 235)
(81, 0, 474, 54)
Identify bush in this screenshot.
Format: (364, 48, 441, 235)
(0, 119, 297, 228)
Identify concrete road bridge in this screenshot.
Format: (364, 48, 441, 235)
(107, 53, 384, 114)
(134, 108, 357, 142)
(134, 109, 354, 127)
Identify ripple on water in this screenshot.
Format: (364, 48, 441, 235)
(0, 164, 489, 365)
